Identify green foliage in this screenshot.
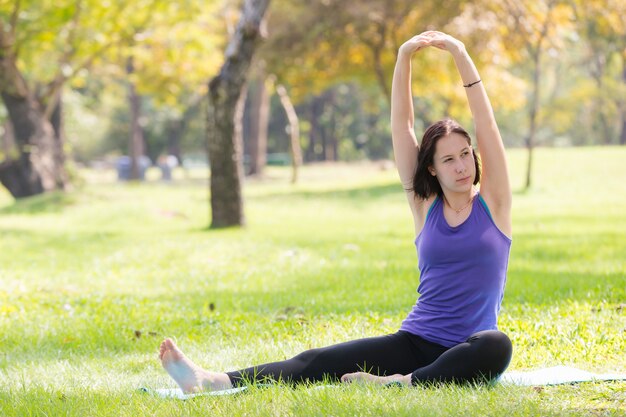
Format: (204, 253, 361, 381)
(0, 146, 625, 415)
(4, 0, 625, 174)
(0, 0, 225, 161)
(105, 0, 226, 106)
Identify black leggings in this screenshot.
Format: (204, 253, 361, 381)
(226, 330, 512, 386)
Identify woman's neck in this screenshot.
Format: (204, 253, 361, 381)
(442, 188, 476, 214)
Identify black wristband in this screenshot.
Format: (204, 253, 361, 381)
(463, 79, 481, 88)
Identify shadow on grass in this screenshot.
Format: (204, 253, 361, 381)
(505, 269, 625, 305)
(253, 182, 404, 202)
(0, 227, 123, 269)
(3, 261, 624, 366)
(507, 229, 626, 303)
(255, 181, 539, 202)
(0, 191, 76, 215)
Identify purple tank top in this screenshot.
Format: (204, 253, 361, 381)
(400, 194, 511, 348)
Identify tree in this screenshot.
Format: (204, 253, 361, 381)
(572, 0, 626, 145)
(258, 0, 522, 162)
(126, 56, 146, 180)
(0, 1, 70, 197)
(105, 1, 226, 168)
(494, 0, 572, 189)
(207, 0, 271, 228)
(622, 62, 626, 145)
(275, 83, 301, 183)
(0, 0, 169, 197)
(245, 61, 270, 176)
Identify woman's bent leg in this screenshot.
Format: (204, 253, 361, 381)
(226, 331, 438, 386)
(410, 330, 512, 385)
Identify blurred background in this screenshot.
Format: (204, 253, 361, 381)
(1, 0, 624, 200)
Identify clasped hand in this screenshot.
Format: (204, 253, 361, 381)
(399, 30, 465, 57)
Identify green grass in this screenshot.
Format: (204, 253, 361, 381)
(1, 147, 625, 416)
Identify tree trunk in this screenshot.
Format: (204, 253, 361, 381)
(0, 90, 52, 197)
(127, 56, 145, 180)
(0, 17, 44, 198)
(360, 16, 391, 105)
(503, 0, 554, 190)
(166, 118, 183, 163)
(276, 84, 301, 184)
(207, 0, 270, 228)
(598, 111, 612, 145)
(47, 94, 71, 189)
(1, 121, 16, 159)
(523, 0, 554, 191)
(372, 43, 391, 106)
(0, 153, 45, 197)
(324, 90, 337, 162)
(165, 94, 204, 163)
(129, 84, 145, 180)
(0, 46, 65, 197)
(525, 46, 542, 191)
(619, 57, 626, 145)
(247, 66, 269, 176)
(320, 118, 329, 161)
(0, 95, 69, 198)
(590, 55, 613, 145)
(307, 96, 323, 162)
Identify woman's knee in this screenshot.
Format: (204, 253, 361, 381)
(467, 330, 513, 371)
(292, 347, 324, 366)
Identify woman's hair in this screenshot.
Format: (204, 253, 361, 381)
(412, 118, 481, 199)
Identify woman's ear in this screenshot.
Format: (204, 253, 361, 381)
(429, 167, 436, 176)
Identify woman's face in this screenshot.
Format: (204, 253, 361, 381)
(429, 133, 476, 194)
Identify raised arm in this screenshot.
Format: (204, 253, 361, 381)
(392, 34, 437, 229)
(428, 32, 512, 236)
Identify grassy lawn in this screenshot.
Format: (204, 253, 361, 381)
(0, 147, 625, 416)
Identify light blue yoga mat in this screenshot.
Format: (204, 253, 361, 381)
(139, 386, 248, 400)
(141, 366, 626, 399)
(498, 365, 626, 386)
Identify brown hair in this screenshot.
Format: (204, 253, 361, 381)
(412, 118, 481, 199)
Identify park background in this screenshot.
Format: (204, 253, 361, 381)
(1, 0, 625, 416)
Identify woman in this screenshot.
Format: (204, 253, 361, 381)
(158, 31, 513, 392)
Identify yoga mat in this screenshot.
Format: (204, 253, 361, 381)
(138, 384, 334, 400)
(498, 365, 626, 386)
(139, 386, 248, 400)
(140, 366, 626, 399)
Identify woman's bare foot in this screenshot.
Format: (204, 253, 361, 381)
(159, 338, 233, 393)
(341, 371, 411, 386)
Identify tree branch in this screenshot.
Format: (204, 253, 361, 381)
(41, 1, 83, 118)
(9, 0, 21, 39)
(0, 0, 20, 51)
(40, 0, 163, 119)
